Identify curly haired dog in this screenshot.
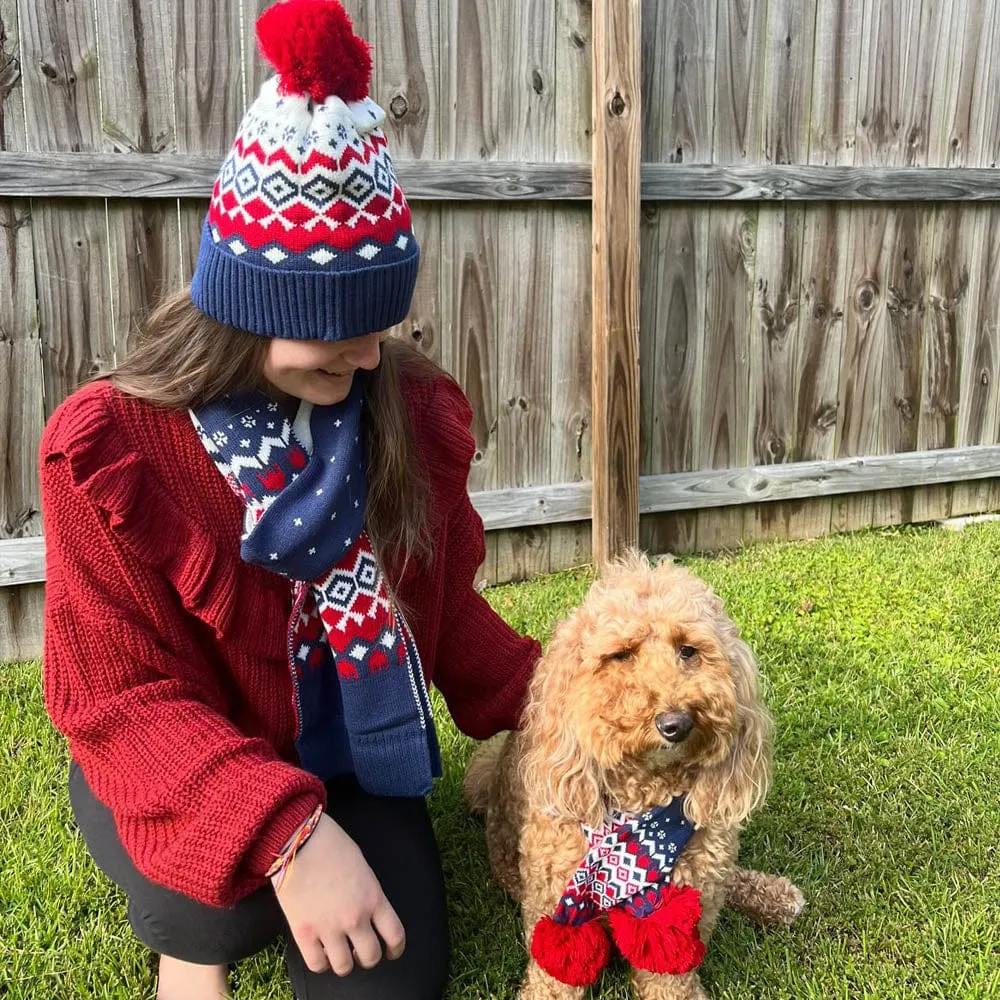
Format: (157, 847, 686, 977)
(465, 552, 803, 999)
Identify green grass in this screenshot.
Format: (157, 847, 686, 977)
(3, 523, 1000, 999)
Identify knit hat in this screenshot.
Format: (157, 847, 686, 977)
(190, 0, 419, 341)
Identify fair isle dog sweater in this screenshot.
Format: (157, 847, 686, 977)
(40, 372, 540, 908)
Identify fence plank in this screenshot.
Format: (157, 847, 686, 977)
(0, 0, 44, 660)
(742, 0, 816, 545)
(0, 0, 41, 542)
(17, 0, 111, 416)
(547, 0, 593, 574)
(953, 4, 1000, 518)
(97, 0, 181, 359)
(591, 0, 641, 567)
(10, 153, 1000, 202)
(924, 5, 1000, 520)
(440, 0, 500, 584)
(799, 0, 863, 540)
(638, 0, 715, 556)
(373, 0, 439, 161)
(175, 0, 245, 282)
(694, 0, 763, 551)
(9, 443, 1000, 578)
(10, 0, 107, 658)
(494, 0, 555, 582)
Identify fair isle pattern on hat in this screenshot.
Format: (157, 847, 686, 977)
(190, 0, 420, 342)
(207, 85, 414, 273)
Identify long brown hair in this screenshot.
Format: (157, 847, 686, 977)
(108, 287, 437, 574)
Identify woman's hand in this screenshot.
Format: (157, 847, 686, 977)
(273, 813, 405, 975)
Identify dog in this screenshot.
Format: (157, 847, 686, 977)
(465, 552, 803, 999)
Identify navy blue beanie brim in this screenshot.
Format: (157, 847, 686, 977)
(190, 221, 421, 341)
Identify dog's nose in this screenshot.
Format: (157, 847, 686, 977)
(655, 710, 694, 743)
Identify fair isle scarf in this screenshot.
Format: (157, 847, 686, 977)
(531, 796, 705, 987)
(191, 381, 440, 797)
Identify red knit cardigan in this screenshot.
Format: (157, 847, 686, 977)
(40, 374, 540, 908)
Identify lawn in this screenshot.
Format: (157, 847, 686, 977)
(2, 523, 999, 999)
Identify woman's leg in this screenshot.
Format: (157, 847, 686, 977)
(69, 762, 286, 996)
(69, 764, 450, 1000)
(283, 776, 450, 1000)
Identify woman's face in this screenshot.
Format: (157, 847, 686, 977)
(262, 331, 389, 406)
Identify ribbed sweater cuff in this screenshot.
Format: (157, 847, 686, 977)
(244, 792, 324, 879)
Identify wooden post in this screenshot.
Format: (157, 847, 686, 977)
(591, 0, 641, 569)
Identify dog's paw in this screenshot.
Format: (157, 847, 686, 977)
(726, 868, 805, 926)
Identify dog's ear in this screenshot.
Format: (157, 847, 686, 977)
(686, 625, 772, 829)
(518, 611, 605, 827)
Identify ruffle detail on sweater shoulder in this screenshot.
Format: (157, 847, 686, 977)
(42, 382, 248, 638)
(404, 373, 477, 505)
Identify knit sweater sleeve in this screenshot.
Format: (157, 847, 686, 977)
(419, 376, 542, 739)
(40, 386, 325, 907)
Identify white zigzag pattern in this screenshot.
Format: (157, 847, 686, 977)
(216, 427, 292, 481)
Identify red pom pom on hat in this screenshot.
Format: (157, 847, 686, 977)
(608, 884, 706, 976)
(256, 0, 372, 103)
(530, 915, 610, 988)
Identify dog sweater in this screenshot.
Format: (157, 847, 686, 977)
(531, 796, 706, 987)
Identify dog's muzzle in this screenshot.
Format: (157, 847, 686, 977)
(655, 710, 694, 743)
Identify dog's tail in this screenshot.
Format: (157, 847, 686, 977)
(726, 868, 805, 926)
(463, 734, 508, 818)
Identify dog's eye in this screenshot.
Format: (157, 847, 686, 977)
(678, 645, 697, 660)
(602, 647, 634, 665)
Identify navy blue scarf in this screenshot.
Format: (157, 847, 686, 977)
(191, 382, 440, 797)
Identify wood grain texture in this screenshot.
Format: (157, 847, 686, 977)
(638, 0, 715, 557)
(13, 154, 1000, 201)
(0, 536, 44, 585)
(741, 0, 815, 545)
(372, 0, 440, 161)
(440, 0, 500, 584)
(494, 0, 555, 581)
(694, 0, 763, 551)
(915, 2, 999, 521)
(10, 440, 1000, 574)
(951, 6, 1000, 516)
(0, 0, 42, 544)
(592, 0, 641, 567)
(797, 0, 864, 539)
(17, 0, 111, 417)
(0, 582, 43, 659)
(175, 0, 245, 279)
(97, 0, 181, 358)
(548, 0, 593, 575)
(0, 0, 26, 148)
(0, 0, 43, 661)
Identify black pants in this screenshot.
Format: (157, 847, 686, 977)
(68, 762, 449, 1000)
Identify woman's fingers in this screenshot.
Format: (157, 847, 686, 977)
(295, 932, 331, 975)
(372, 897, 406, 960)
(320, 932, 356, 977)
(347, 923, 383, 969)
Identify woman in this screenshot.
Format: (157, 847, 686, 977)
(39, 2, 540, 998)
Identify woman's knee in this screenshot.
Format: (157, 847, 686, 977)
(130, 890, 282, 966)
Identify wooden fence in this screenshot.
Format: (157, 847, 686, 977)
(5, 0, 1000, 660)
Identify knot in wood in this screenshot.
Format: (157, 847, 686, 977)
(981, 368, 990, 387)
(895, 396, 914, 421)
(389, 94, 408, 119)
(609, 91, 626, 116)
(855, 280, 878, 312)
(814, 403, 839, 431)
(766, 436, 786, 463)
